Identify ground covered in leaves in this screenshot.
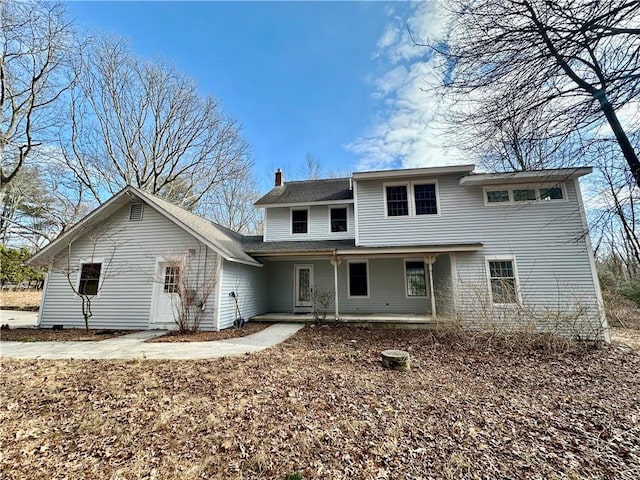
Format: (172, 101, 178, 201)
(0, 290, 41, 311)
(146, 322, 272, 343)
(1, 326, 638, 479)
(0, 328, 135, 342)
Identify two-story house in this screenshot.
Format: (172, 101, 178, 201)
(29, 164, 609, 341)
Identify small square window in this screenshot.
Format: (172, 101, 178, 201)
(79, 263, 102, 296)
(513, 189, 536, 202)
(487, 190, 510, 203)
(539, 187, 563, 201)
(292, 209, 308, 234)
(414, 184, 438, 215)
(386, 186, 409, 216)
(330, 208, 347, 232)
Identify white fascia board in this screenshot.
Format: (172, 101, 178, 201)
(459, 167, 593, 186)
(353, 164, 476, 180)
(336, 244, 483, 255)
(254, 199, 354, 209)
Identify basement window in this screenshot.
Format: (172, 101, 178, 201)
(129, 203, 144, 221)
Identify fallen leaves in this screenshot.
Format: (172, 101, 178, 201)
(1, 325, 639, 479)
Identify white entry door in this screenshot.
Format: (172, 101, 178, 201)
(294, 264, 314, 309)
(152, 262, 181, 326)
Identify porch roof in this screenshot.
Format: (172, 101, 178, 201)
(243, 238, 482, 257)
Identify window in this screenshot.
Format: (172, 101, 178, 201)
(485, 185, 565, 205)
(348, 262, 368, 297)
(487, 259, 518, 304)
(330, 207, 347, 232)
(539, 187, 564, 201)
(129, 203, 144, 221)
(163, 266, 180, 294)
(78, 263, 102, 295)
(386, 185, 409, 216)
(414, 184, 438, 215)
(486, 190, 510, 203)
(291, 209, 308, 234)
(405, 261, 427, 297)
(513, 189, 536, 202)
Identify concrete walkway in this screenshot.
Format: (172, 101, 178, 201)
(0, 309, 38, 328)
(0, 323, 305, 360)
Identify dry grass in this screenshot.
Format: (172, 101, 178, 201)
(603, 290, 640, 329)
(0, 290, 41, 311)
(146, 322, 273, 343)
(0, 328, 134, 342)
(1, 325, 639, 479)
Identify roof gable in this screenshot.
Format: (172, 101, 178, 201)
(30, 186, 260, 267)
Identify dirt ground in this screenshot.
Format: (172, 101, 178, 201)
(0, 328, 134, 342)
(1, 325, 638, 480)
(0, 290, 41, 311)
(146, 322, 273, 342)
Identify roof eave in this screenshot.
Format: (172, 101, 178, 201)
(353, 164, 476, 180)
(458, 167, 593, 186)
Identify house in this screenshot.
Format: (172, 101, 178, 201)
(29, 164, 609, 341)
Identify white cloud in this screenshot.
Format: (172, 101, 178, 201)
(347, 2, 466, 171)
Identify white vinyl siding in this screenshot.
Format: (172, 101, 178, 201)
(264, 204, 355, 241)
(218, 260, 267, 330)
(39, 203, 219, 331)
(356, 174, 603, 337)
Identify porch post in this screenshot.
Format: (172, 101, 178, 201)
(424, 255, 437, 319)
(331, 254, 341, 320)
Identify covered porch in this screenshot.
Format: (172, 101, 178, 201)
(245, 241, 483, 323)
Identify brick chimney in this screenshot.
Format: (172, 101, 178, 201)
(275, 168, 284, 187)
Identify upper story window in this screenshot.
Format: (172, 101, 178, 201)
(78, 262, 102, 296)
(385, 180, 439, 217)
(386, 186, 409, 216)
(330, 207, 348, 232)
(414, 184, 438, 215)
(484, 184, 565, 205)
(291, 209, 308, 234)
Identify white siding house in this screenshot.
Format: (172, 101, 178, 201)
(30, 164, 609, 341)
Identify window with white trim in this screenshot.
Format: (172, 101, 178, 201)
(291, 209, 308, 234)
(78, 263, 102, 295)
(330, 207, 347, 232)
(487, 259, 518, 304)
(386, 185, 409, 216)
(484, 184, 565, 205)
(405, 260, 427, 297)
(348, 261, 369, 297)
(414, 184, 438, 215)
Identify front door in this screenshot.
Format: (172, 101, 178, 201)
(294, 264, 314, 310)
(152, 262, 181, 327)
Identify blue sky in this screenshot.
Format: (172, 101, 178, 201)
(65, 1, 441, 188)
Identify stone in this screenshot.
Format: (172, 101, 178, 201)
(381, 349, 410, 371)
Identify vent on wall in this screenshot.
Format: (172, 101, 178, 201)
(129, 203, 144, 221)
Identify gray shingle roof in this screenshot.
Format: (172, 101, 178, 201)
(254, 178, 353, 206)
(132, 188, 260, 266)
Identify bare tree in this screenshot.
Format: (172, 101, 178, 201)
(0, 1, 75, 187)
(425, 0, 640, 187)
(160, 253, 218, 333)
(51, 224, 120, 332)
(65, 36, 253, 210)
